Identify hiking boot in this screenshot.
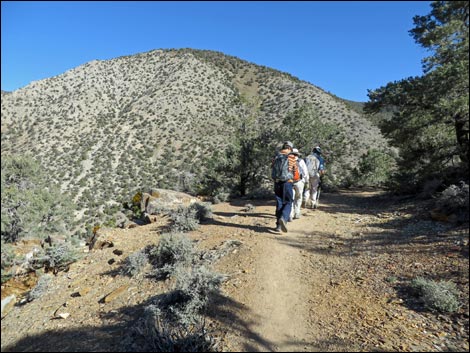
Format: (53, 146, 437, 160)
(279, 218, 288, 233)
(275, 225, 282, 233)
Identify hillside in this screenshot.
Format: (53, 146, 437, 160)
(1, 190, 468, 352)
(0, 48, 390, 229)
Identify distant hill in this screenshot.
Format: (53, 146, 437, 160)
(1, 48, 390, 227)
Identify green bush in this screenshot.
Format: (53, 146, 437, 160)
(1, 155, 75, 243)
(1, 240, 17, 283)
(410, 277, 460, 313)
(353, 148, 397, 187)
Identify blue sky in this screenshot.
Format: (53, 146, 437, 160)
(1, 1, 432, 102)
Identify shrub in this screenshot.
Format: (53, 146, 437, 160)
(177, 264, 226, 303)
(27, 274, 52, 301)
(169, 205, 200, 233)
(410, 277, 460, 313)
(154, 265, 226, 327)
(150, 233, 197, 279)
(190, 202, 213, 222)
(125, 304, 217, 352)
(35, 242, 82, 273)
(121, 250, 149, 277)
(1, 240, 17, 283)
(212, 192, 230, 204)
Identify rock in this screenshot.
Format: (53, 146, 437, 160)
(93, 239, 114, 250)
(121, 220, 139, 229)
(1, 295, 16, 318)
(141, 189, 198, 215)
(101, 285, 129, 303)
(144, 213, 158, 223)
(78, 287, 92, 296)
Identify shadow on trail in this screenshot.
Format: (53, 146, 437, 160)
(2, 290, 294, 352)
(213, 211, 275, 219)
(2, 323, 123, 352)
(316, 188, 393, 217)
(205, 217, 274, 234)
(278, 190, 468, 259)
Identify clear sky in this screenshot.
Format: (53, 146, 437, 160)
(1, 1, 432, 102)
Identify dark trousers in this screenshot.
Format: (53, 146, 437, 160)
(274, 181, 294, 224)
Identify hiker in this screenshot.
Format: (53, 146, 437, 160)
(304, 146, 326, 209)
(290, 148, 309, 220)
(271, 141, 297, 233)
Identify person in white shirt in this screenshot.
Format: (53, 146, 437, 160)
(290, 148, 309, 220)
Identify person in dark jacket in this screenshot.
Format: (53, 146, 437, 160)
(272, 141, 297, 233)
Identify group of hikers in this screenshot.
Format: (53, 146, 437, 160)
(271, 141, 325, 233)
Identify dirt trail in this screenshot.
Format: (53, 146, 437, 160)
(1, 189, 468, 352)
(219, 198, 354, 352)
(214, 190, 468, 352)
(238, 224, 314, 352)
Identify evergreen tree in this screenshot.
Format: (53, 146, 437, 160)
(365, 1, 469, 191)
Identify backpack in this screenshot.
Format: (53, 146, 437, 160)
(305, 154, 320, 178)
(292, 159, 301, 182)
(271, 153, 293, 182)
(318, 155, 326, 175)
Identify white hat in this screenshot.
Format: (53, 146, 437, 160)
(292, 148, 301, 156)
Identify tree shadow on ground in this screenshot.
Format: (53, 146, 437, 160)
(278, 189, 468, 259)
(3, 289, 298, 352)
(315, 188, 395, 217)
(278, 225, 468, 260)
(1, 323, 124, 352)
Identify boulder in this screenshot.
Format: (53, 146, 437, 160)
(141, 189, 197, 215)
(1, 295, 16, 318)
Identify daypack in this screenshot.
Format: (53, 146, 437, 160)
(271, 153, 293, 182)
(292, 159, 301, 182)
(318, 155, 326, 175)
(305, 154, 321, 178)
